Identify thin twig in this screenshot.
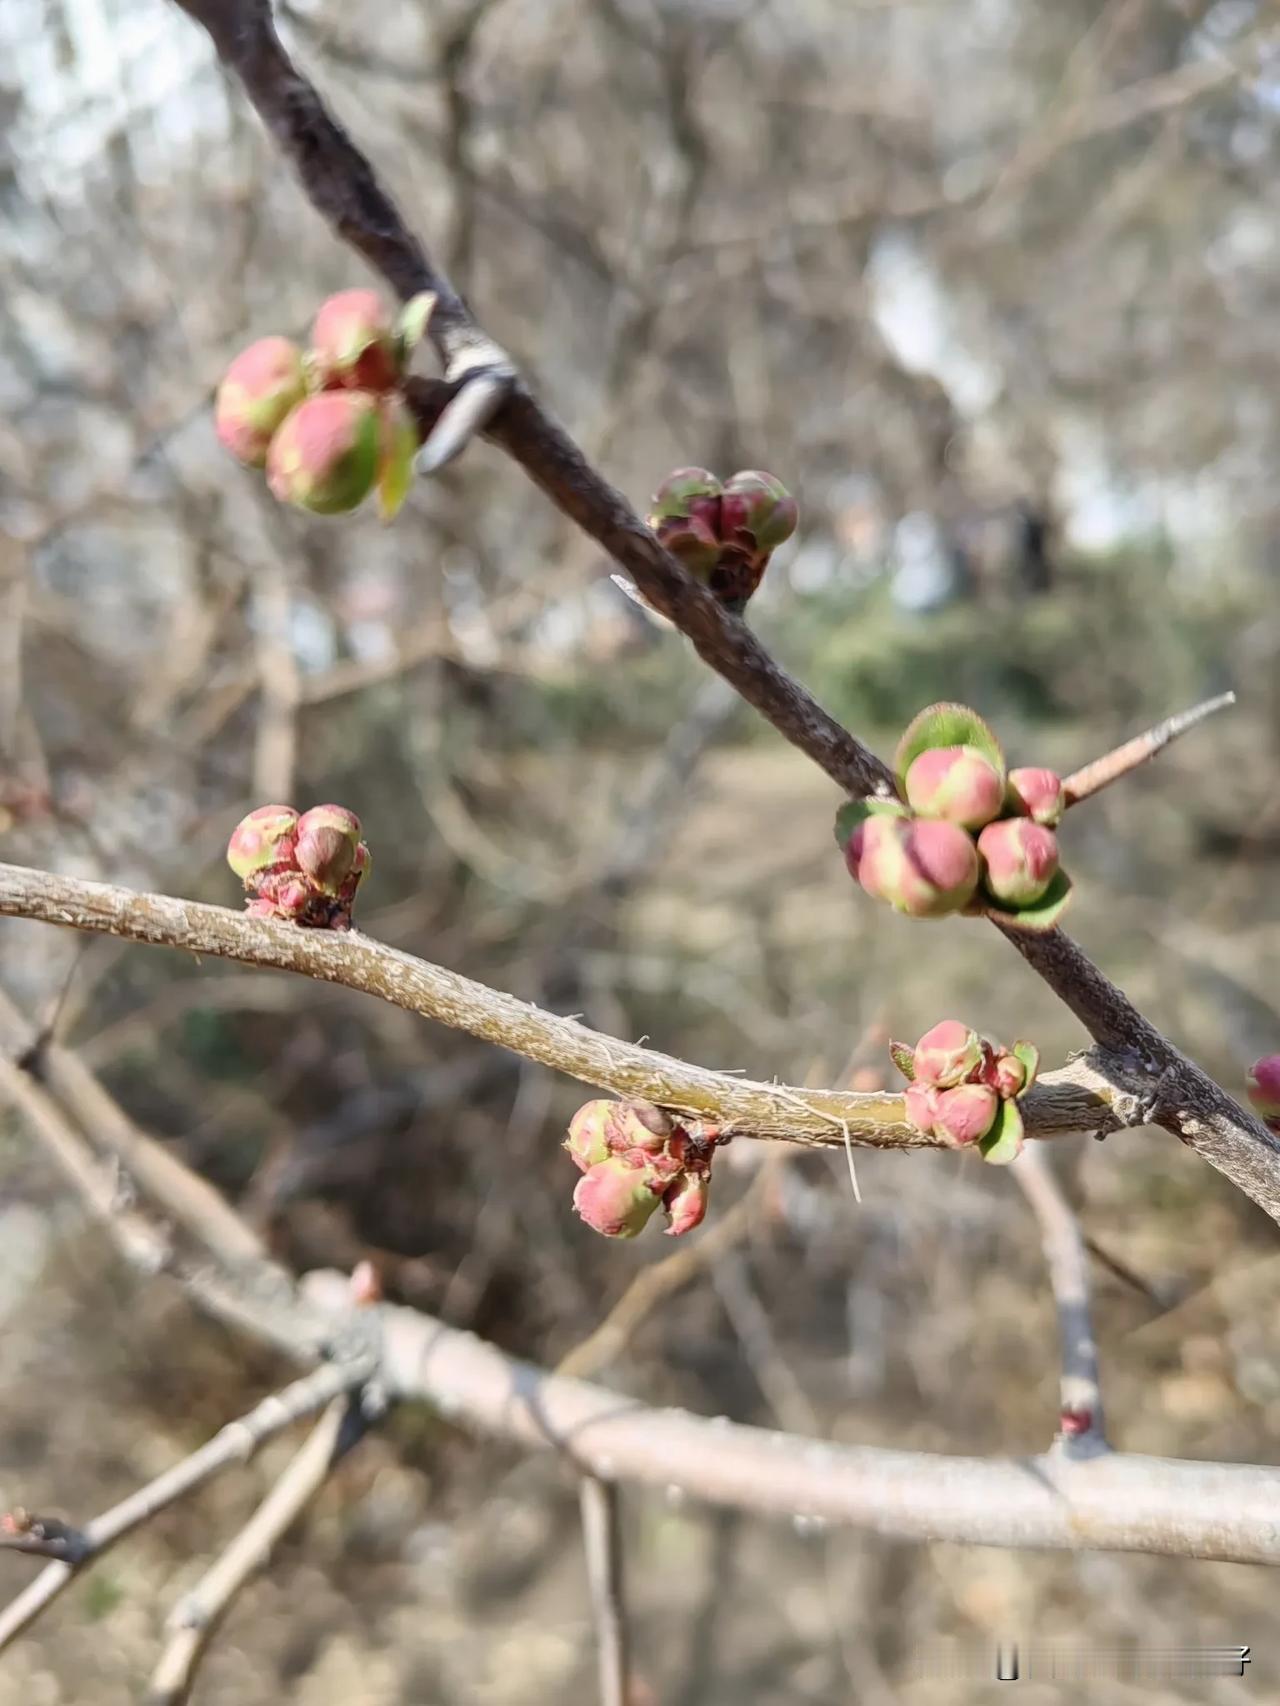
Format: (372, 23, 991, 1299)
(579, 1477, 630, 1706)
(0, 985, 265, 1267)
(146, 1393, 364, 1706)
(0, 1363, 370, 1651)
(1012, 1145, 1106, 1454)
(1063, 692, 1237, 806)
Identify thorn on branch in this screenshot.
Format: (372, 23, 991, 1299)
(414, 365, 514, 475)
(1062, 691, 1237, 806)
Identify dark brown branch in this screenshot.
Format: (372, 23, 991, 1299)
(166, 0, 1280, 1225)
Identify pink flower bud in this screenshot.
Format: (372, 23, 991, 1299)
(977, 819, 1059, 908)
(604, 1100, 674, 1155)
(1246, 1055, 1280, 1122)
(848, 814, 980, 917)
(249, 869, 314, 922)
(573, 1156, 664, 1238)
(990, 1050, 1027, 1099)
(719, 470, 798, 555)
(310, 289, 401, 392)
(662, 1170, 709, 1236)
(294, 804, 363, 896)
(215, 337, 307, 468)
(904, 1082, 942, 1134)
(913, 1020, 984, 1088)
(933, 1082, 1000, 1147)
(227, 804, 299, 881)
(903, 745, 1004, 830)
(266, 392, 381, 515)
(1006, 767, 1065, 827)
(565, 1101, 614, 1172)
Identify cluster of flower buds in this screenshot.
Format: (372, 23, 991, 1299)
(226, 803, 370, 929)
(836, 703, 1073, 932)
(1246, 1056, 1280, 1133)
(891, 1020, 1040, 1164)
(214, 289, 435, 521)
(645, 467, 798, 613)
(564, 1099, 723, 1238)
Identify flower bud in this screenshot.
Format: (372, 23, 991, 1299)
(247, 870, 314, 922)
(989, 1050, 1027, 1099)
(573, 1156, 664, 1238)
(294, 804, 363, 896)
(227, 804, 299, 881)
(662, 1170, 709, 1237)
(215, 337, 307, 468)
(904, 1082, 942, 1135)
(648, 468, 724, 578)
(904, 745, 1004, 831)
(1006, 767, 1066, 827)
(266, 392, 381, 515)
(310, 289, 400, 391)
(604, 1100, 673, 1155)
(933, 1082, 1000, 1147)
(1246, 1055, 1280, 1122)
(565, 1102, 614, 1172)
(850, 814, 979, 918)
(719, 470, 798, 556)
(977, 819, 1059, 908)
(913, 1020, 984, 1088)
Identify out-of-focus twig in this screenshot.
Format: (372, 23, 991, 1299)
(579, 1476, 631, 1706)
(147, 1393, 364, 1706)
(1012, 1144, 1106, 1453)
(0, 1363, 370, 1651)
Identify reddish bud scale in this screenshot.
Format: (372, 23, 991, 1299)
(933, 1082, 1000, 1147)
(295, 803, 363, 895)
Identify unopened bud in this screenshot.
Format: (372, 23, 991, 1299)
(565, 1101, 614, 1172)
(573, 1156, 664, 1238)
(1246, 1055, 1280, 1122)
(215, 337, 307, 468)
(294, 804, 363, 896)
(977, 819, 1059, 908)
(933, 1082, 1000, 1147)
(1006, 767, 1065, 827)
(904, 745, 1004, 831)
(310, 289, 401, 392)
(849, 813, 979, 918)
(266, 392, 381, 515)
(719, 469, 798, 556)
(913, 1020, 984, 1088)
(662, 1170, 709, 1236)
(227, 804, 298, 881)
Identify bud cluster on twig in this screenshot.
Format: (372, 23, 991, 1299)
(214, 290, 436, 519)
(226, 804, 370, 929)
(837, 703, 1072, 932)
(641, 466, 798, 614)
(890, 1019, 1041, 1163)
(564, 1099, 725, 1238)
